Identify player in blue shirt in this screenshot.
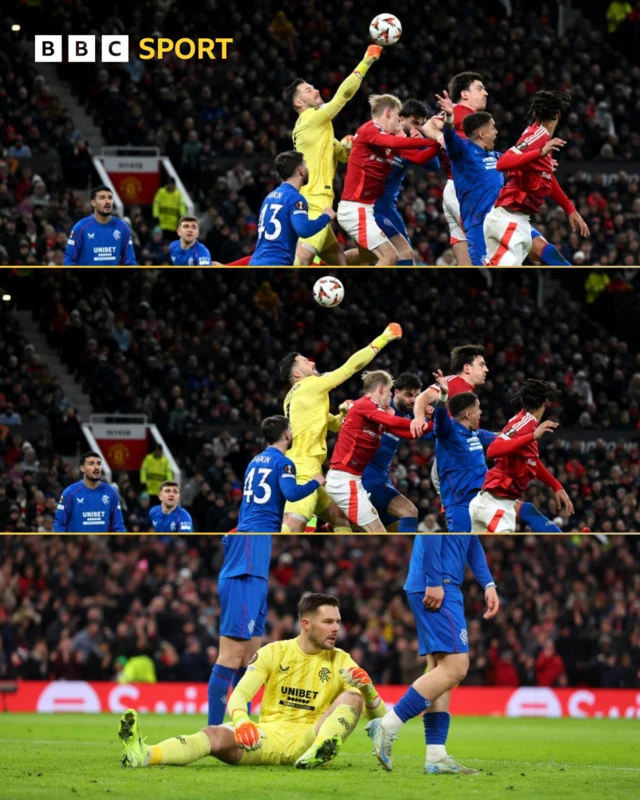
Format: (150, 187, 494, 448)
(374, 100, 441, 266)
(367, 530, 499, 775)
(149, 480, 194, 532)
(362, 372, 435, 533)
(431, 370, 496, 532)
(237, 414, 325, 533)
(169, 216, 212, 265)
(250, 151, 336, 266)
(436, 91, 571, 267)
(207, 532, 273, 725)
(64, 185, 137, 266)
(53, 451, 126, 532)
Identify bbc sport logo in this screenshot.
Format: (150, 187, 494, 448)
(35, 35, 233, 63)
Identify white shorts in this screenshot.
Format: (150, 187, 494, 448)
(325, 469, 381, 527)
(443, 180, 466, 244)
(337, 200, 388, 251)
(431, 460, 440, 495)
(483, 206, 532, 266)
(469, 491, 517, 533)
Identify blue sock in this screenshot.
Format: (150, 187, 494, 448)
(398, 517, 417, 532)
(207, 663, 236, 725)
(393, 686, 432, 723)
(232, 666, 250, 715)
(397, 259, 414, 265)
(518, 502, 561, 532)
(540, 243, 570, 266)
(423, 711, 450, 745)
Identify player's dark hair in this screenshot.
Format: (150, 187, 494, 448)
(400, 99, 428, 120)
(261, 415, 290, 445)
(463, 112, 493, 139)
(450, 344, 485, 374)
(529, 91, 571, 122)
(393, 372, 422, 392)
(512, 379, 559, 412)
(298, 592, 340, 618)
(90, 184, 112, 200)
(279, 352, 301, 384)
(449, 392, 479, 418)
(178, 215, 199, 226)
(79, 451, 101, 466)
(275, 150, 305, 181)
(448, 71, 484, 103)
(283, 77, 305, 110)
(160, 480, 180, 491)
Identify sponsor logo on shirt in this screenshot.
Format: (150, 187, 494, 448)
(88, 232, 95, 238)
(77, 497, 84, 504)
(279, 665, 290, 673)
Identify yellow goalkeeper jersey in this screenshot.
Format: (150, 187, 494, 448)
(228, 638, 359, 725)
(283, 344, 379, 464)
(292, 70, 365, 206)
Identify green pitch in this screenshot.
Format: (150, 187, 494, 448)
(1, 714, 637, 800)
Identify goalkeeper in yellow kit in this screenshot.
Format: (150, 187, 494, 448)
(283, 45, 383, 266)
(279, 322, 402, 533)
(119, 593, 386, 770)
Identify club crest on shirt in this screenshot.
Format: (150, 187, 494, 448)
(318, 667, 331, 682)
(113, 229, 121, 240)
(102, 495, 110, 505)
(460, 628, 468, 645)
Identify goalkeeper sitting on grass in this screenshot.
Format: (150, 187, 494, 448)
(119, 594, 386, 770)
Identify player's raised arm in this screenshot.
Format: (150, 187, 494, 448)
(496, 137, 566, 171)
(432, 370, 453, 439)
(487, 419, 558, 459)
(339, 665, 387, 719)
(312, 324, 402, 393)
(308, 46, 382, 126)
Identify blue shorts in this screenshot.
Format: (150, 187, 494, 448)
(407, 587, 468, 655)
(444, 503, 472, 533)
(374, 205, 409, 242)
(466, 225, 487, 266)
(361, 475, 400, 527)
(219, 575, 268, 639)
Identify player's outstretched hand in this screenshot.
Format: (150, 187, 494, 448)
(484, 586, 500, 619)
(423, 585, 444, 610)
(364, 44, 383, 65)
(339, 399, 354, 417)
(312, 473, 326, 487)
(555, 488, 574, 516)
(323, 207, 337, 220)
(568, 211, 590, 237)
(341, 135, 355, 152)
(339, 666, 373, 690)
(533, 420, 558, 440)
(410, 416, 426, 437)
(435, 90, 454, 116)
(541, 137, 566, 157)
(234, 719, 266, 751)
(432, 369, 448, 393)
(382, 322, 402, 342)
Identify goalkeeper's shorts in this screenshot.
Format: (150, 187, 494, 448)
(298, 201, 338, 256)
(234, 721, 318, 766)
(284, 458, 332, 523)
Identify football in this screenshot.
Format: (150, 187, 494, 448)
(369, 14, 403, 47)
(313, 276, 345, 308)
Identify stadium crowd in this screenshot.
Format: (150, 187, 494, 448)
(1, 0, 639, 264)
(0, 534, 638, 689)
(0, 267, 638, 532)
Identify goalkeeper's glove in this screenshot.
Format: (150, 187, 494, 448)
(339, 667, 382, 709)
(371, 322, 402, 352)
(340, 135, 355, 152)
(232, 711, 265, 751)
(339, 399, 354, 418)
(363, 45, 383, 66)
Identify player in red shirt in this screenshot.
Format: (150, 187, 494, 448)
(423, 71, 488, 265)
(326, 370, 430, 531)
(469, 379, 574, 533)
(484, 91, 590, 266)
(337, 93, 440, 265)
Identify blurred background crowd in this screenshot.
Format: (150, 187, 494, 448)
(1, 534, 638, 689)
(0, 267, 638, 533)
(0, 1, 639, 264)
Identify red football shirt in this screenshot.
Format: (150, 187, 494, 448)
(342, 120, 440, 204)
(495, 123, 557, 215)
(427, 374, 475, 397)
(432, 104, 473, 180)
(330, 395, 423, 475)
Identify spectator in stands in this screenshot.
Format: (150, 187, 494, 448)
(536, 639, 567, 687)
(139, 443, 173, 501)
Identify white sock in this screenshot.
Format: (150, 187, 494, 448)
(426, 744, 447, 761)
(381, 710, 404, 735)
